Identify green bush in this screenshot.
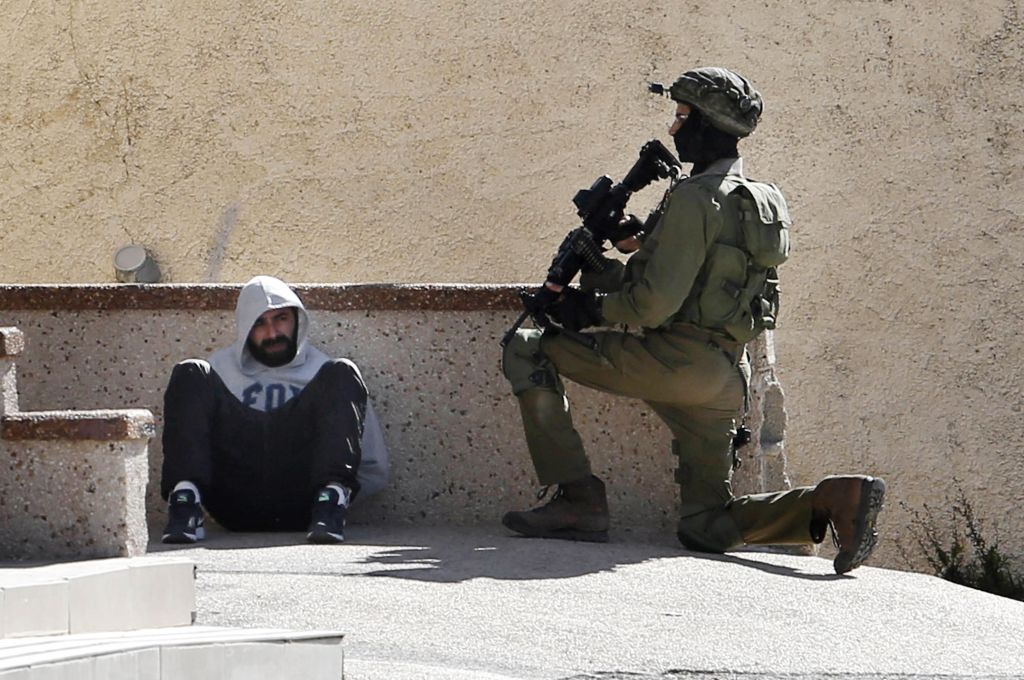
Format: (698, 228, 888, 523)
(900, 483, 1023, 602)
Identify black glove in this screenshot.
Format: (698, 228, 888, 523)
(551, 288, 604, 332)
(606, 214, 644, 244)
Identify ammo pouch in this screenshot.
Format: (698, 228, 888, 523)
(675, 174, 791, 343)
(726, 180, 790, 342)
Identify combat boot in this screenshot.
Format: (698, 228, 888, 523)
(810, 475, 887, 574)
(502, 475, 610, 543)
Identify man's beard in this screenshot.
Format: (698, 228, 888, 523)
(247, 334, 297, 367)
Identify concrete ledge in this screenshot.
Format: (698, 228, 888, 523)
(0, 571, 68, 638)
(0, 437, 150, 560)
(0, 626, 343, 679)
(0, 283, 521, 312)
(1, 410, 155, 441)
(0, 324, 156, 561)
(0, 557, 194, 639)
(0, 330, 23, 360)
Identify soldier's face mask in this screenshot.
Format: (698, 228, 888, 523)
(672, 107, 705, 163)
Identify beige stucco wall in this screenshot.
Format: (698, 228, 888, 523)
(2, 2, 1023, 570)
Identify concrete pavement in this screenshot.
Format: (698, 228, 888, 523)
(151, 524, 1024, 680)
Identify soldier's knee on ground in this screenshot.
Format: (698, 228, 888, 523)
(502, 329, 559, 395)
(676, 509, 744, 554)
(672, 436, 743, 554)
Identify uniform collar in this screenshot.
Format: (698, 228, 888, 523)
(694, 157, 743, 177)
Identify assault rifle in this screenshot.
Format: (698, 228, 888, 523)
(501, 139, 683, 349)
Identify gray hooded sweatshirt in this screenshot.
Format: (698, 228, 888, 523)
(207, 276, 389, 496)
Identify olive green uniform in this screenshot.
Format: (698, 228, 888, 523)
(503, 157, 816, 552)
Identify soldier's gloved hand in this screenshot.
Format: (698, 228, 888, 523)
(608, 215, 644, 254)
(607, 214, 644, 244)
(552, 288, 604, 332)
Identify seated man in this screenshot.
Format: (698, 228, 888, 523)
(160, 275, 388, 544)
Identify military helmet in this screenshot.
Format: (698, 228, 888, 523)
(668, 67, 762, 138)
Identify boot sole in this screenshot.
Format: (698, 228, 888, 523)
(501, 514, 609, 543)
(834, 477, 886, 574)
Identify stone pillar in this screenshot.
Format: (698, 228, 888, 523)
(0, 326, 154, 559)
(0, 410, 154, 559)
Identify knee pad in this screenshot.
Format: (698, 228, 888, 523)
(502, 329, 559, 395)
(673, 436, 741, 553)
(676, 511, 741, 554)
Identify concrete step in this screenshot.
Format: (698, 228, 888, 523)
(0, 557, 194, 638)
(0, 626, 344, 679)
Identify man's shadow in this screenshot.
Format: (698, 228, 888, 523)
(146, 524, 307, 552)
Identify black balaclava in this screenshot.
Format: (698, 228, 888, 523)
(246, 308, 299, 367)
(673, 107, 740, 175)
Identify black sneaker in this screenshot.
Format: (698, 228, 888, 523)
(307, 487, 347, 544)
(162, 489, 205, 544)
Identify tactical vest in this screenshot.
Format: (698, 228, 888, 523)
(676, 173, 791, 343)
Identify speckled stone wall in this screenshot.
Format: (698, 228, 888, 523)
(0, 284, 790, 550)
(1, 305, 681, 536)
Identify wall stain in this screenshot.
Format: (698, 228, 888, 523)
(205, 204, 240, 283)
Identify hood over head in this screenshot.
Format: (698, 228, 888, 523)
(208, 276, 331, 410)
(233, 275, 312, 374)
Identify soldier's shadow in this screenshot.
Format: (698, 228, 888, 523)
(353, 525, 846, 583)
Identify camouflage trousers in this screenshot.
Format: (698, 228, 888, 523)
(502, 326, 815, 552)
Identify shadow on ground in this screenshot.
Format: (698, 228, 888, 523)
(147, 522, 844, 583)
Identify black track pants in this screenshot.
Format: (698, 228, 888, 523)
(161, 358, 367, 531)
